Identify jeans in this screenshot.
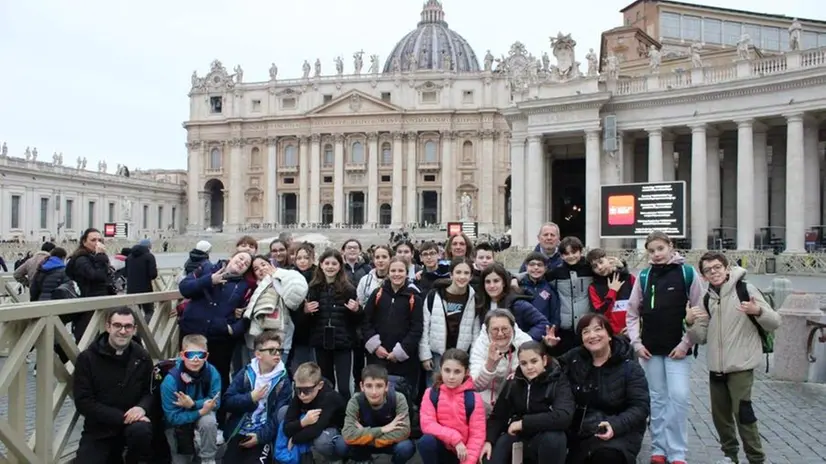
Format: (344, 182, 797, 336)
(418, 434, 459, 464)
(315, 348, 352, 399)
(424, 352, 442, 388)
(641, 355, 692, 462)
(312, 427, 349, 460)
(164, 413, 219, 462)
(349, 439, 417, 464)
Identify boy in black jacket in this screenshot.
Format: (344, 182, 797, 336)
(282, 362, 348, 461)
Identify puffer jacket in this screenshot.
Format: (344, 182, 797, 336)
(558, 336, 650, 464)
(698, 266, 781, 374)
(363, 280, 423, 377)
(66, 249, 113, 298)
(306, 281, 360, 350)
(30, 256, 71, 301)
(178, 262, 250, 339)
(469, 325, 533, 414)
(492, 292, 550, 341)
(420, 378, 486, 464)
(419, 281, 480, 361)
(486, 360, 575, 443)
(356, 269, 387, 307)
(547, 258, 594, 331)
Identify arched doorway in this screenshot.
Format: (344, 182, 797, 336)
(421, 191, 439, 224)
(281, 193, 297, 225)
(505, 176, 512, 226)
(204, 179, 224, 228)
(379, 204, 392, 225)
(321, 204, 333, 225)
(348, 192, 365, 225)
(552, 159, 586, 239)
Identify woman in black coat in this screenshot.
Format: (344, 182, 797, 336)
(482, 340, 574, 464)
(65, 228, 115, 343)
(558, 313, 650, 464)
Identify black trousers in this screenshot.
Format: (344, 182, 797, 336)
(582, 448, 626, 463)
(315, 348, 352, 400)
(222, 435, 273, 464)
(75, 422, 153, 464)
(487, 431, 567, 464)
(352, 347, 366, 392)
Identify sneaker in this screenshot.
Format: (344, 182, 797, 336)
(651, 456, 667, 464)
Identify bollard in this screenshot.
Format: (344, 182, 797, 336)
(771, 293, 822, 382)
(768, 277, 793, 308)
(811, 320, 826, 383)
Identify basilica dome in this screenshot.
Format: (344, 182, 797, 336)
(383, 0, 481, 74)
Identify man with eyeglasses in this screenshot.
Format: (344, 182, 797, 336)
(223, 330, 292, 463)
(73, 307, 155, 464)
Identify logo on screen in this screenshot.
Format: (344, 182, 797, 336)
(608, 195, 635, 225)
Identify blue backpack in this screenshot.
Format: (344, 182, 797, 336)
(429, 387, 476, 423)
(274, 417, 311, 464)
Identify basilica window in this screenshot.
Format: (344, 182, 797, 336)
(323, 144, 334, 167)
(40, 198, 48, 229)
(803, 31, 819, 49)
(282, 97, 296, 109)
(660, 12, 680, 39)
(11, 195, 21, 229)
(322, 204, 333, 225)
(379, 204, 392, 225)
(285, 145, 298, 167)
(681, 15, 701, 41)
(210, 147, 222, 170)
(762, 26, 780, 51)
(703, 18, 722, 44)
(424, 140, 437, 163)
(462, 141, 473, 162)
(743, 24, 761, 45)
(381, 142, 392, 166)
(210, 96, 223, 114)
(723, 21, 741, 46)
(351, 141, 365, 164)
(250, 147, 261, 167)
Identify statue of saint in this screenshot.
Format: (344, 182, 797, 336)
(25, 146, 31, 160)
(460, 192, 473, 220)
(737, 34, 752, 60)
(32, 147, 38, 161)
(484, 50, 494, 71)
(233, 65, 243, 83)
(585, 48, 598, 76)
(334, 56, 344, 76)
(302, 60, 311, 79)
(353, 50, 364, 75)
(369, 54, 380, 74)
(314, 58, 322, 77)
(789, 19, 802, 51)
(1, 142, 7, 156)
(648, 45, 661, 73)
(269, 63, 278, 81)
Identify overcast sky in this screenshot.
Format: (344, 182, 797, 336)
(0, 0, 821, 171)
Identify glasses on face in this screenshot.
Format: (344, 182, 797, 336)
(702, 264, 725, 275)
(421, 251, 438, 257)
(183, 350, 208, 360)
(109, 322, 136, 332)
(490, 327, 512, 335)
(258, 347, 284, 356)
(295, 384, 319, 396)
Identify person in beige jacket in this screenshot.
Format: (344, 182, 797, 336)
(14, 242, 55, 286)
(689, 251, 781, 464)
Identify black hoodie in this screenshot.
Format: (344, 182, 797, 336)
(282, 380, 347, 444)
(183, 248, 211, 275)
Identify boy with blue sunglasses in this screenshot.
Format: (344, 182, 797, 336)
(160, 334, 222, 464)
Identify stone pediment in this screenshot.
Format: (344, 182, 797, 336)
(307, 90, 403, 116)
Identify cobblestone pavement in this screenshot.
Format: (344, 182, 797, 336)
(1, 351, 825, 463)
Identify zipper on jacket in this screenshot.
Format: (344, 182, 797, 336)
(526, 383, 532, 410)
(650, 284, 656, 309)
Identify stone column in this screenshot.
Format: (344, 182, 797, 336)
(621, 133, 635, 183)
(706, 133, 721, 233)
(266, 137, 278, 224)
(391, 132, 404, 226)
(753, 127, 769, 244)
(585, 130, 601, 248)
(804, 119, 821, 229)
(333, 134, 345, 224)
(646, 128, 663, 182)
(510, 138, 526, 247)
(785, 113, 805, 252)
(525, 135, 545, 242)
(228, 138, 244, 230)
(440, 132, 454, 223)
(690, 124, 708, 249)
(481, 130, 496, 227)
(186, 141, 202, 231)
(367, 132, 379, 226)
(405, 131, 418, 225)
(736, 120, 755, 250)
(662, 132, 676, 181)
(308, 135, 321, 224)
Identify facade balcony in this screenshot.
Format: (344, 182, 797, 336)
(277, 165, 299, 174)
(345, 162, 367, 173)
(417, 161, 441, 172)
(204, 168, 223, 176)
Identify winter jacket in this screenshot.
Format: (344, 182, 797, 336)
(362, 280, 423, 377)
(183, 249, 211, 275)
(420, 378, 486, 464)
(558, 336, 650, 464)
(343, 391, 411, 448)
(547, 258, 594, 332)
(160, 360, 222, 427)
(73, 332, 154, 439)
(696, 266, 781, 374)
(519, 275, 562, 329)
(485, 360, 575, 443)
(242, 274, 296, 352)
(344, 259, 372, 288)
(306, 281, 360, 350)
(30, 256, 70, 301)
(282, 380, 346, 444)
(588, 269, 635, 334)
(223, 361, 292, 445)
(290, 265, 316, 346)
(178, 262, 250, 340)
(13, 250, 49, 286)
(356, 269, 387, 307)
(415, 263, 451, 298)
(419, 282, 480, 361)
(469, 325, 533, 414)
(626, 253, 704, 356)
(518, 243, 563, 272)
(491, 292, 550, 341)
(66, 249, 113, 298)
(125, 245, 158, 294)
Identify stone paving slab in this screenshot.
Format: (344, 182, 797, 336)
(1, 351, 825, 463)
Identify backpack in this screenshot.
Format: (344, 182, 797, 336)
(429, 387, 476, 423)
(703, 280, 775, 372)
(374, 287, 415, 312)
(52, 280, 80, 300)
(638, 264, 698, 356)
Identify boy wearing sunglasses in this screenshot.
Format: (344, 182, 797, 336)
(223, 330, 292, 463)
(160, 334, 222, 464)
